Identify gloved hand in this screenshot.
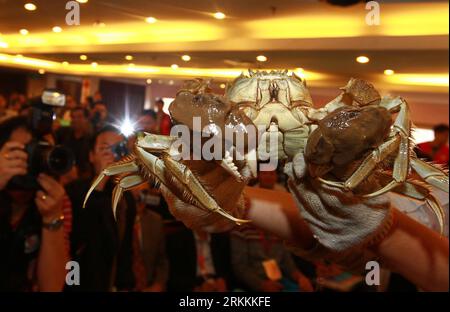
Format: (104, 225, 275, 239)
(160, 159, 251, 233)
(284, 152, 393, 252)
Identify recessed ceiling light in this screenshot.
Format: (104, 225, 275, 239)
(181, 55, 191, 62)
(256, 55, 267, 62)
(52, 26, 62, 33)
(24, 3, 37, 11)
(76, 0, 89, 3)
(356, 56, 370, 64)
(384, 69, 395, 76)
(214, 12, 226, 20)
(91, 62, 98, 67)
(125, 55, 133, 61)
(171, 64, 179, 69)
(168, 80, 174, 85)
(38, 69, 45, 74)
(220, 83, 226, 89)
(93, 21, 106, 27)
(20, 29, 29, 35)
(145, 17, 157, 24)
(146, 79, 152, 84)
(80, 55, 87, 60)
(62, 61, 69, 66)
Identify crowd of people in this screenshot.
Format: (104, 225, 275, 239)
(0, 90, 448, 292)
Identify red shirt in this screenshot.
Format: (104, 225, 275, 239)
(159, 114, 172, 136)
(417, 142, 449, 165)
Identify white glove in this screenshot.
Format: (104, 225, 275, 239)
(160, 159, 251, 233)
(284, 152, 393, 252)
(161, 186, 247, 233)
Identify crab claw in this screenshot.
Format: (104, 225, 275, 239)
(83, 160, 139, 209)
(161, 155, 251, 225)
(111, 175, 145, 219)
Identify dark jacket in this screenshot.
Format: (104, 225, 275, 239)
(139, 210, 169, 287)
(166, 226, 234, 291)
(65, 179, 136, 291)
(56, 127, 92, 176)
(0, 191, 41, 291)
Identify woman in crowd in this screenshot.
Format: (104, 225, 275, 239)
(0, 116, 71, 291)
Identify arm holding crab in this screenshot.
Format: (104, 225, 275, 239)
(279, 78, 449, 290)
(244, 190, 449, 291)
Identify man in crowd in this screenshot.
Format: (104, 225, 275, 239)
(0, 94, 17, 123)
(137, 109, 158, 134)
(56, 107, 93, 179)
(66, 126, 136, 291)
(90, 102, 109, 132)
(231, 225, 314, 292)
(155, 99, 172, 135)
(417, 124, 449, 166)
(131, 190, 169, 291)
(166, 226, 233, 291)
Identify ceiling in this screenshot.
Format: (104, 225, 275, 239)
(0, 0, 448, 92)
(0, 0, 444, 33)
(26, 50, 447, 74)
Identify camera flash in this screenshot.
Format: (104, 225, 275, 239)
(120, 118, 135, 137)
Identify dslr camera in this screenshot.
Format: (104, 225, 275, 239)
(8, 89, 74, 190)
(111, 140, 129, 162)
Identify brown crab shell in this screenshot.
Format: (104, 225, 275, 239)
(305, 105, 392, 170)
(169, 87, 257, 156)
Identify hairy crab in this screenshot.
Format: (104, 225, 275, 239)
(83, 71, 449, 232)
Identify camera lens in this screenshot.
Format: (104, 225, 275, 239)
(46, 145, 74, 175)
(111, 141, 129, 161)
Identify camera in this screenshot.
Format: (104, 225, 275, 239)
(8, 90, 74, 190)
(111, 140, 129, 161)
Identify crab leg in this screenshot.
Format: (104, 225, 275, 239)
(318, 135, 401, 189)
(410, 158, 449, 193)
(162, 155, 250, 225)
(136, 132, 179, 152)
(390, 178, 445, 235)
(135, 146, 169, 186)
(362, 99, 411, 197)
(112, 175, 145, 219)
(83, 159, 139, 208)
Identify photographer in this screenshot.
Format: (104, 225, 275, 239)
(66, 125, 136, 291)
(0, 116, 71, 291)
